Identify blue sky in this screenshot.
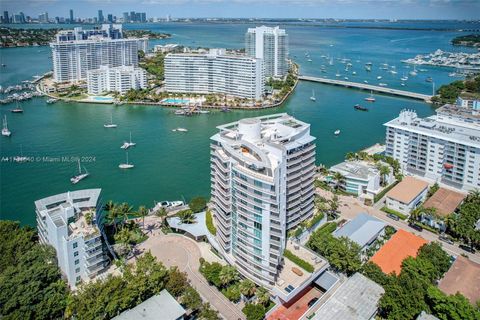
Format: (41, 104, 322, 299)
(1, 0, 480, 20)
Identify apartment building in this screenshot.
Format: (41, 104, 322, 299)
(87, 65, 147, 95)
(384, 107, 480, 191)
(245, 26, 288, 78)
(35, 189, 109, 288)
(50, 24, 147, 83)
(164, 49, 264, 100)
(210, 114, 316, 287)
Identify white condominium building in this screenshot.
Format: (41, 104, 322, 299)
(164, 49, 264, 100)
(384, 106, 480, 191)
(35, 189, 109, 288)
(210, 114, 316, 287)
(50, 24, 147, 83)
(245, 26, 289, 78)
(87, 65, 147, 95)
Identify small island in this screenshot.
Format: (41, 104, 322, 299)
(452, 34, 480, 47)
(123, 29, 171, 39)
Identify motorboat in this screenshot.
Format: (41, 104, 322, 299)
(119, 152, 134, 169)
(379, 83, 388, 87)
(425, 77, 433, 83)
(377, 76, 382, 80)
(354, 104, 368, 111)
(70, 159, 89, 184)
(334, 129, 341, 135)
(172, 128, 188, 132)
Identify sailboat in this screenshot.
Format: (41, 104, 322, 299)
(104, 114, 117, 128)
(2, 115, 11, 137)
(120, 132, 136, 149)
(70, 159, 89, 184)
(310, 90, 316, 101)
(329, 58, 334, 66)
(119, 152, 134, 169)
(13, 145, 29, 162)
(409, 66, 418, 76)
(364, 91, 376, 102)
(11, 101, 23, 113)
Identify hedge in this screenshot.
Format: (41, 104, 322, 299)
(381, 206, 409, 220)
(206, 210, 216, 236)
(316, 222, 338, 235)
(307, 212, 325, 229)
(374, 180, 400, 203)
(284, 249, 314, 273)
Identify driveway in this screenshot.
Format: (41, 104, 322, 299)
(136, 217, 246, 320)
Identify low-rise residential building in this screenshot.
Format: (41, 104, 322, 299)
(164, 48, 264, 100)
(385, 176, 429, 215)
(329, 160, 393, 197)
(333, 212, 386, 251)
(438, 256, 480, 305)
(113, 289, 186, 320)
(370, 229, 427, 275)
(35, 189, 109, 288)
(456, 96, 480, 110)
(154, 43, 180, 53)
(420, 187, 466, 231)
(87, 65, 147, 95)
(311, 273, 384, 320)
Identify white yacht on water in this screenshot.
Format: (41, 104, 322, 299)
(104, 114, 117, 128)
(70, 159, 89, 184)
(334, 129, 341, 135)
(121, 132, 136, 149)
(119, 152, 134, 169)
(2, 115, 11, 137)
(310, 90, 316, 101)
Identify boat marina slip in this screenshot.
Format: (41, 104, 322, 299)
(1, 20, 478, 225)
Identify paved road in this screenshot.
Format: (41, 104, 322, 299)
(315, 188, 480, 264)
(138, 230, 246, 320)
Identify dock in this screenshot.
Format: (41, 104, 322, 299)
(298, 75, 433, 102)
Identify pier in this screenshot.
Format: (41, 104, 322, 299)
(298, 75, 433, 102)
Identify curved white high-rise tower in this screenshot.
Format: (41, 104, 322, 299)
(210, 114, 316, 287)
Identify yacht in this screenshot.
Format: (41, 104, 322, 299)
(401, 82, 406, 86)
(335, 72, 341, 77)
(425, 77, 433, 83)
(172, 128, 188, 132)
(119, 152, 134, 169)
(120, 132, 136, 149)
(2, 115, 11, 137)
(377, 76, 382, 80)
(334, 129, 341, 135)
(409, 66, 418, 76)
(70, 159, 89, 184)
(344, 77, 349, 80)
(104, 114, 117, 128)
(307, 59, 312, 62)
(352, 71, 357, 75)
(401, 75, 409, 81)
(11, 102, 23, 113)
(365, 91, 376, 102)
(364, 80, 369, 84)
(310, 90, 316, 101)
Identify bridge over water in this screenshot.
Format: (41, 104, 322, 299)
(298, 75, 433, 102)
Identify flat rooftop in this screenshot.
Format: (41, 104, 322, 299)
(423, 188, 466, 217)
(333, 212, 386, 249)
(312, 273, 384, 320)
(370, 229, 427, 275)
(437, 103, 480, 121)
(438, 256, 480, 305)
(386, 176, 428, 204)
(330, 161, 378, 180)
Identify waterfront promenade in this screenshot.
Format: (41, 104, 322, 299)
(299, 75, 433, 102)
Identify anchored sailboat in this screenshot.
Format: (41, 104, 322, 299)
(310, 90, 316, 101)
(120, 132, 136, 149)
(104, 114, 117, 128)
(70, 159, 89, 184)
(119, 152, 134, 169)
(2, 115, 11, 137)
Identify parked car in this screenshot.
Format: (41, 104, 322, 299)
(459, 244, 476, 254)
(387, 213, 400, 221)
(308, 297, 319, 308)
(409, 222, 423, 232)
(439, 235, 454, 245)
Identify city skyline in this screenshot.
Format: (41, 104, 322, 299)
(1, 0, 480, 20)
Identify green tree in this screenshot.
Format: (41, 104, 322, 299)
(332, 172, 346, 190)
(417, 243, 451, 280)
(0, 221, 68, 320)
(219, 265, 240, 287)
(178, 209, 196, 224)
(199, 302, 221, 320)
(328, 195, 340, 219)
(239, 279, 256, 298)
(255, 286, 270, 306)
(189, 196, 207, 213)
(361, 261, 393, 287)
(199, 261, 223, 287)
(426, 286, 480, 320)
(242, 303, 266, 320)
(137, 205, 149, 229)
(181, 286, 203, 312)
(223, 283, 241, 302)
(156, 206, 168, 227)
(165, 267, 189, 297)
(106, 204, 122, 232)
(446, 190, 480, 247)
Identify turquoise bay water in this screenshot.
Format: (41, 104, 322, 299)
(1, 21, 478, 225)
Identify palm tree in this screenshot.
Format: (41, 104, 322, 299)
(106, 205, 121, 233)
(119, 202, 134, 226)
(332, 172, 346, 190)
(156, 207, 168, 227)
(255, 287, 270, 306)
(345, 152, 356, 161)
(178, 209, 196, 224)
(115, 227, 132, 255)
(239, 279, 256, 298)
(104, 200, 115, 212)
(219, 266, 240, 287)
(329, 195, 340, 219)
(137, 206, 149, 229)
(378, 165, 391, 187)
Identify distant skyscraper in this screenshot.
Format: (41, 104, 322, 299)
(107, 14, 113, 23)
(98, 10, 104, 23)
(3, 11, 10, 24)
(69, 9, 74, 23)
(246, 26, 289, 78)
(123, 12, 129, 22)
(130, 11, 135, 22)
(141, 12, 146, 23)
(39, 12, 49, 23)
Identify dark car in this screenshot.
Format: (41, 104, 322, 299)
(308, 297, 319, 308)
(387, 213, 400, 221)
(409, 222, 423, 232)
(459, 244, 476, 254)
(439, 235, 454, 245)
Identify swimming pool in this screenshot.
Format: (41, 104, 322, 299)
(92, 96, 114, 102)
(161, 98, 190, 104)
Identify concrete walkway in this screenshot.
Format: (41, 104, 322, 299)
(136, 216, 245, 320)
